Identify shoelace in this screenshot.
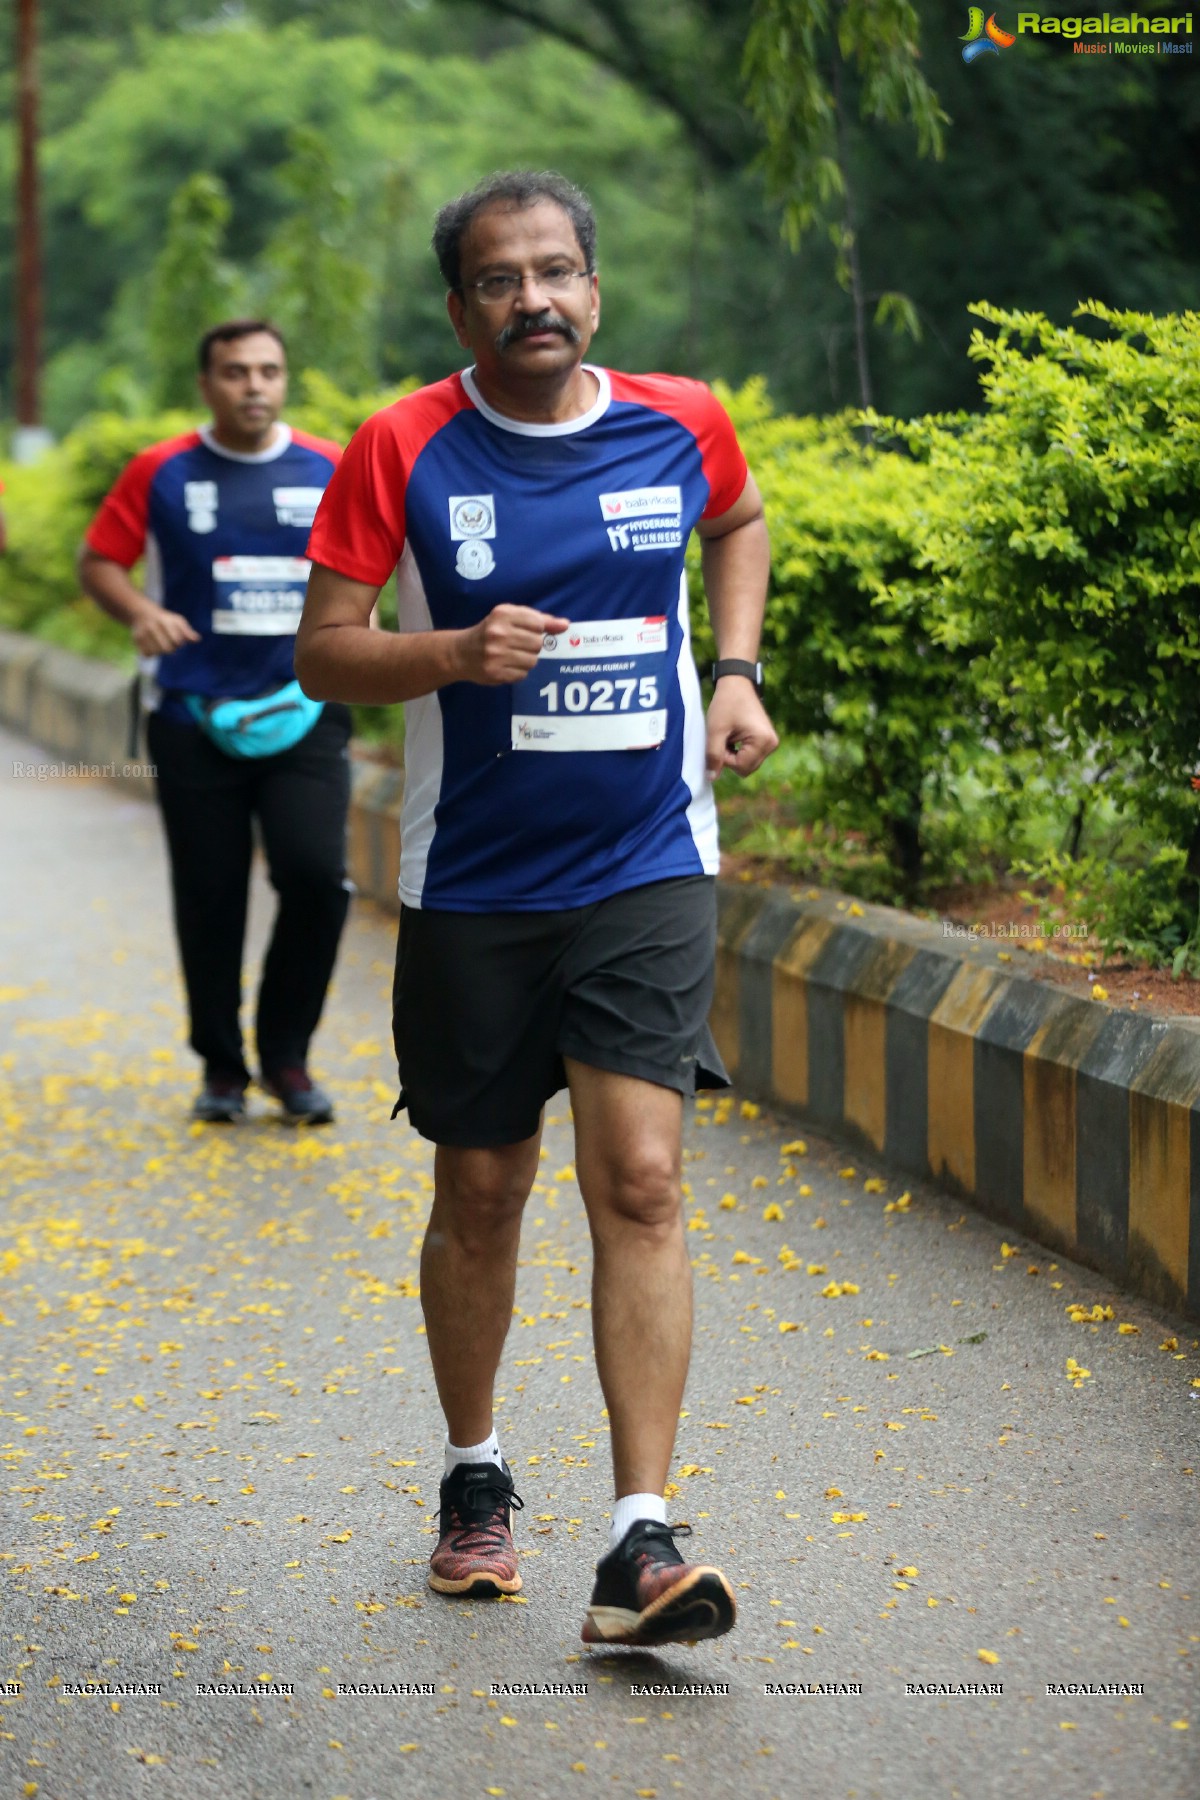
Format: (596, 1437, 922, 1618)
(446, 1481, 524, 1551)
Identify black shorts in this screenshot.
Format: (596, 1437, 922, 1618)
(391, 875, 729, 1146)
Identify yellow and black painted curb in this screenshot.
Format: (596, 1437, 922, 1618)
(714, 883, 1200, 1321)
(4, 630, 1197, 1319)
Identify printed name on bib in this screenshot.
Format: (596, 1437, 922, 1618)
(211, 555, 310, 635)
(511, 616, 669, 751)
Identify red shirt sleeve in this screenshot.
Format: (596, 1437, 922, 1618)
(305, 412, 408, 586)
(84, 433, 199, 568)
(694, 387, 750, 520)
(606, 372, 749, 520)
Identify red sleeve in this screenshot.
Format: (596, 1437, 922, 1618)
(306, 379, 469, 587)
(694, 388, 750, 520)
(607, 372, 749, 520)
(84, 432, 200, 568)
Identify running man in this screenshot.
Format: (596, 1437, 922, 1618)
(296, 172, 776, 1645)
(80, 321, 351, 1124)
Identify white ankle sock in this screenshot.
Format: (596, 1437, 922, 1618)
(444, 1430, 502, 1479)
(609, 1491, 667, 1548)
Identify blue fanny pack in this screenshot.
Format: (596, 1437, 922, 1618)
(185, 680, 325, 759)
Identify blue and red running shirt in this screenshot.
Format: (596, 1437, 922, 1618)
(306, 365, 749, 913)
(85, 425, 341, 715)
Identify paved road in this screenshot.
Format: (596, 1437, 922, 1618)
(1, 724, 1198, 1800)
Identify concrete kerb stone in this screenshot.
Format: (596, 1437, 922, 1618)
(5, 628, 1199, 1317)
(348, 760, 405, 915)
(29, 649, 133, 765)
(0, 627, 50, 735)
(709, 884, 1200, 1320)
(0, 632, 154, 794)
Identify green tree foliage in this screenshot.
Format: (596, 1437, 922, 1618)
(446, 0, 1200, 415)
(11, 22, 697, 427)
(4, 4, 1200, 424)
(439, 0, 757, 171)
(148, 173, 241, 408)
(260, 127, 374, 390)
(743, 0, 946, 407)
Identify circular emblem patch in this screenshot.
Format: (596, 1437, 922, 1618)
(456, 540, 495, 580)
(452, 497, 494, 538)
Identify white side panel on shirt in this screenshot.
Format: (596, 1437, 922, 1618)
(677, 572, 720, 874)
(394, 544, 443, 909)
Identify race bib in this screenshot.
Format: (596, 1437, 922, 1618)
(211, 556, 309, 636)
(510, 617, 669, 752)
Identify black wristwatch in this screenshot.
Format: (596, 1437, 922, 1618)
(711, 658, 764, 694)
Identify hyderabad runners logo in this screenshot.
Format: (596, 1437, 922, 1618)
(961, 6, 1016, 58)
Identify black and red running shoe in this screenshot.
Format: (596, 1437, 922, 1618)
(428, 1460, 524, 1598)
(581, 1520, 736, 1646)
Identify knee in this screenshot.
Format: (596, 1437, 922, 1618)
(430, 1157, 531, 1254)
(270, 854, 347, 904)
(590, 1147, 681, 1236)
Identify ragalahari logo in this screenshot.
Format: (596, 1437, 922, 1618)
(962, 7, 1017, 58)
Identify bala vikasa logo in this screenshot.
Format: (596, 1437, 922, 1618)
(961, 7, 1017, 58)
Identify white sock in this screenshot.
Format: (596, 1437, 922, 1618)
(609, 1491, 667, 1548)
(444, 1430, 502, 1479)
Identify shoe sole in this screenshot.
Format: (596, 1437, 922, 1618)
(192, 1108, 244, 1124)
(582, 1567, 736, 1646)
(428, 1569, 523, 1598)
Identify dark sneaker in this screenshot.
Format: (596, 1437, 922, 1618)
(581, 1520, 736, 1647)
(192, 1075, 246, 1123)
(263, 1066, 334, 1124)
(428, 1460, 524, 1598)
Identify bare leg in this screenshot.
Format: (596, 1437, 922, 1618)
(566, 1060, 690, 1498)
(419, 1131, 542, 1446)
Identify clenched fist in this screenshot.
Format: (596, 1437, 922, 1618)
(457, 604, 569, 686)
(131, 605, 201, 658)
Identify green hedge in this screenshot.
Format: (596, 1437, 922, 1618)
(880, 301, 1200, 965)
(698, 384, 998, 897)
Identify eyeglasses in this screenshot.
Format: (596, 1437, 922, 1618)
(464, 266, 592, 305)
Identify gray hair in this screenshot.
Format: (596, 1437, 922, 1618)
(432, 170, 597, 291)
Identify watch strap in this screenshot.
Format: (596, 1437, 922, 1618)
(711, 658, 763, 692)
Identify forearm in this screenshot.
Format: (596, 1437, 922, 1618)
(295, 619, 471, 705)
(77, 549, 153, 629)
(700, 516, 771, 659)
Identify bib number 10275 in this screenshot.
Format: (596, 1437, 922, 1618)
(537, 674, 659, 715)
(511, 617, 669, 752)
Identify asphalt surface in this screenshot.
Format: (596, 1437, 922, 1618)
(1, 721, 1198, 1800)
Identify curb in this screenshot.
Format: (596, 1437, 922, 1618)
(3, 630, 1197, 1319)
(713, 882, 1200, 1320)
(0, 629, 153, 797)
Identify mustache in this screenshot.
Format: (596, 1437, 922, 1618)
(495, 312, 581, 353)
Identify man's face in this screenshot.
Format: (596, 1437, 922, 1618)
(447, 200, 599, 382)
(198, 332, 288, 444)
